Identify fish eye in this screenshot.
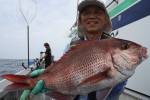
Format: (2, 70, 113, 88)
(121, 41, 129, 50)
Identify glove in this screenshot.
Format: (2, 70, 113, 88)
(20, 69, 49, 100)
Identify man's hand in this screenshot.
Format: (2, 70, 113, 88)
(20, 69, 49, 100)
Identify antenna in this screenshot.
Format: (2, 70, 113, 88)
(19, 0, 37, 68)
(106, 0, 118, 8)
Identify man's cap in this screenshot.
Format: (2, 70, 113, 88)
(78, 0, 106, 13)
(78, 0, 112, 33)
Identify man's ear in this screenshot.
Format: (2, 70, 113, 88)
(77, 19, 81, 26)
(103, 15, 112, 33)
(77, 15, 82, 25)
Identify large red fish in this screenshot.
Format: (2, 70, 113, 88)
(1, 38, 148, 100)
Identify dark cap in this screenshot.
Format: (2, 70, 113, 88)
(78, 0, 106, 13)
(44, 43, 49, 46)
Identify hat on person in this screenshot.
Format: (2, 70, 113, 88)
(44, 43, 49, 46)
(78, 0, 112, 33)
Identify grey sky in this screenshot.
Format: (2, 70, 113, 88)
(0, 0, 78, 59)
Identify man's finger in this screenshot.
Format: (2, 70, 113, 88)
(31, 80, 44, 95)
(30, 69, 45, 77)
(20, 89, 31, 100)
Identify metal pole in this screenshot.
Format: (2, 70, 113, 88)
(27, 25, 30, 68)
(19, 0, 37, 68)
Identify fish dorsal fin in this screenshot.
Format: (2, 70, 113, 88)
(58, 40, 98, 62)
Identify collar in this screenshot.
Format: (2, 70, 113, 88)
(83, 34, 102, 40)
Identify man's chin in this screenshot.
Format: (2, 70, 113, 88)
(86, 28, 102, 33)
(86, 30, 100, 34)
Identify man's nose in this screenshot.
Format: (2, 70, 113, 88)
(88, 13, 97, 18)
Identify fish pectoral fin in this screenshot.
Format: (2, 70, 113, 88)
(78, 69, 109, 87)
(46, 91, 75, 100)
(96, 87, 113, 100)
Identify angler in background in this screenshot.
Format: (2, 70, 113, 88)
(40, 43, 52, 68)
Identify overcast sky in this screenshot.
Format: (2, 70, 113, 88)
(0, 0, 79, 60)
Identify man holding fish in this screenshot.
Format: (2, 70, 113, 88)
(1, 0, 148, 100)
(72, 0, 125, 100)
(70, 0, 127, 100)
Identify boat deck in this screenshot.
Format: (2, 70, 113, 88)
(1, 89, 150, 100)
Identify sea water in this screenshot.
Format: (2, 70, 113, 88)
(0, 59, 33, 81)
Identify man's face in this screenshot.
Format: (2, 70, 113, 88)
(79, 6, 108, 33)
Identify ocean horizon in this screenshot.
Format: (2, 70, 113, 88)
(0, 59, 34, 81)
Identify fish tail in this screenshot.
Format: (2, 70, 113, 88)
(1, 74, 35, 87)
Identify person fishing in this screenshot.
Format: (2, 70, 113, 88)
(40, 42, 52, 68)
(20, 0, 127, 100)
